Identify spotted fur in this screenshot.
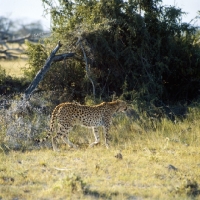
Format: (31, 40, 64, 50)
(36, 100, 127, 151)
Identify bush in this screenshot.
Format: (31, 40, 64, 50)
(26, 0, 200, 105)
(0, 66, 30, 95)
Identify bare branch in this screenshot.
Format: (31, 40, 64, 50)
(52, 53, 75, 62)
(23, 41, 63, 100)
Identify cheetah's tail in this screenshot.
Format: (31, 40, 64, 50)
(35, 131, 52, 143)
(35, 104, 62, 144)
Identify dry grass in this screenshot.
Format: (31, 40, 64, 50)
(0, 59, 28, 77)
(1, 98, 200, 199)
(0, 42, 28, 77)
(0, 141, 200, 199)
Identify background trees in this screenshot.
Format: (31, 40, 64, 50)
(26, 0, 200, 105)
(0, 17, 46, 94)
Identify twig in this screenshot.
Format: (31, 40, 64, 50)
(77, 38, 96, 100)
(141, 55, 153, 82)
(52, 167, 71, 171)
(100, 69, 111, 97)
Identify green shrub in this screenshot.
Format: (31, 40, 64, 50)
(0, 66, 30, 95)
(25, 0, 200, 105)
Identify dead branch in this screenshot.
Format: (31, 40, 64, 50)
(23, 41, 63, 100)
(23, 41, 76, 100)
(52, 53, 75, 62)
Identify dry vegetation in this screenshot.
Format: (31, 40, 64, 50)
(0, 93, 200, 199)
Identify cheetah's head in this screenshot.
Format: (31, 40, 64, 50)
(115, 100, 127, 112)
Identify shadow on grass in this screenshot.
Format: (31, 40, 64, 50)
(83, 187, 119, 199)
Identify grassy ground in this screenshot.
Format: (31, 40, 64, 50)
(0, 43, 28, 77)
(1, 42, 200, 200)
(1, 144, 200, 200)
(0, 59, 28, 77)
(1, 101, 200, 199)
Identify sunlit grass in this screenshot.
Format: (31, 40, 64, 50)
(0, 42, 28, 77)
(0, 144, 200, 199)
(0, 59, 28, 77)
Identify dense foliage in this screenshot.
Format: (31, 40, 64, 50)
(26, 0, 200, 105)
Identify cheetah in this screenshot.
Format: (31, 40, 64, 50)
(36, 100, 127, 151)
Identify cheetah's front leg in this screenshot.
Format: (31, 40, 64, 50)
(52, 136, 60, 152)
(62, 135, 77, 149)
(89, 127, 100, 147)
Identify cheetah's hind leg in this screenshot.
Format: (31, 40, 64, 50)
(58, 126, 77, 149)
(62, 135, 77, 149)
(51, 136, 60, 152)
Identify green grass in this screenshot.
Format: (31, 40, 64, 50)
(1, 100, 200, 199)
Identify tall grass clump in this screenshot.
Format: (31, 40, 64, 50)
(0, 93, 51, 150)
(108, 102, 200, 151)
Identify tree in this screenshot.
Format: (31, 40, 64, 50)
(0, 16, 47, 59)
(15, 21, 44, 37)
(26, 0, 200, 104)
